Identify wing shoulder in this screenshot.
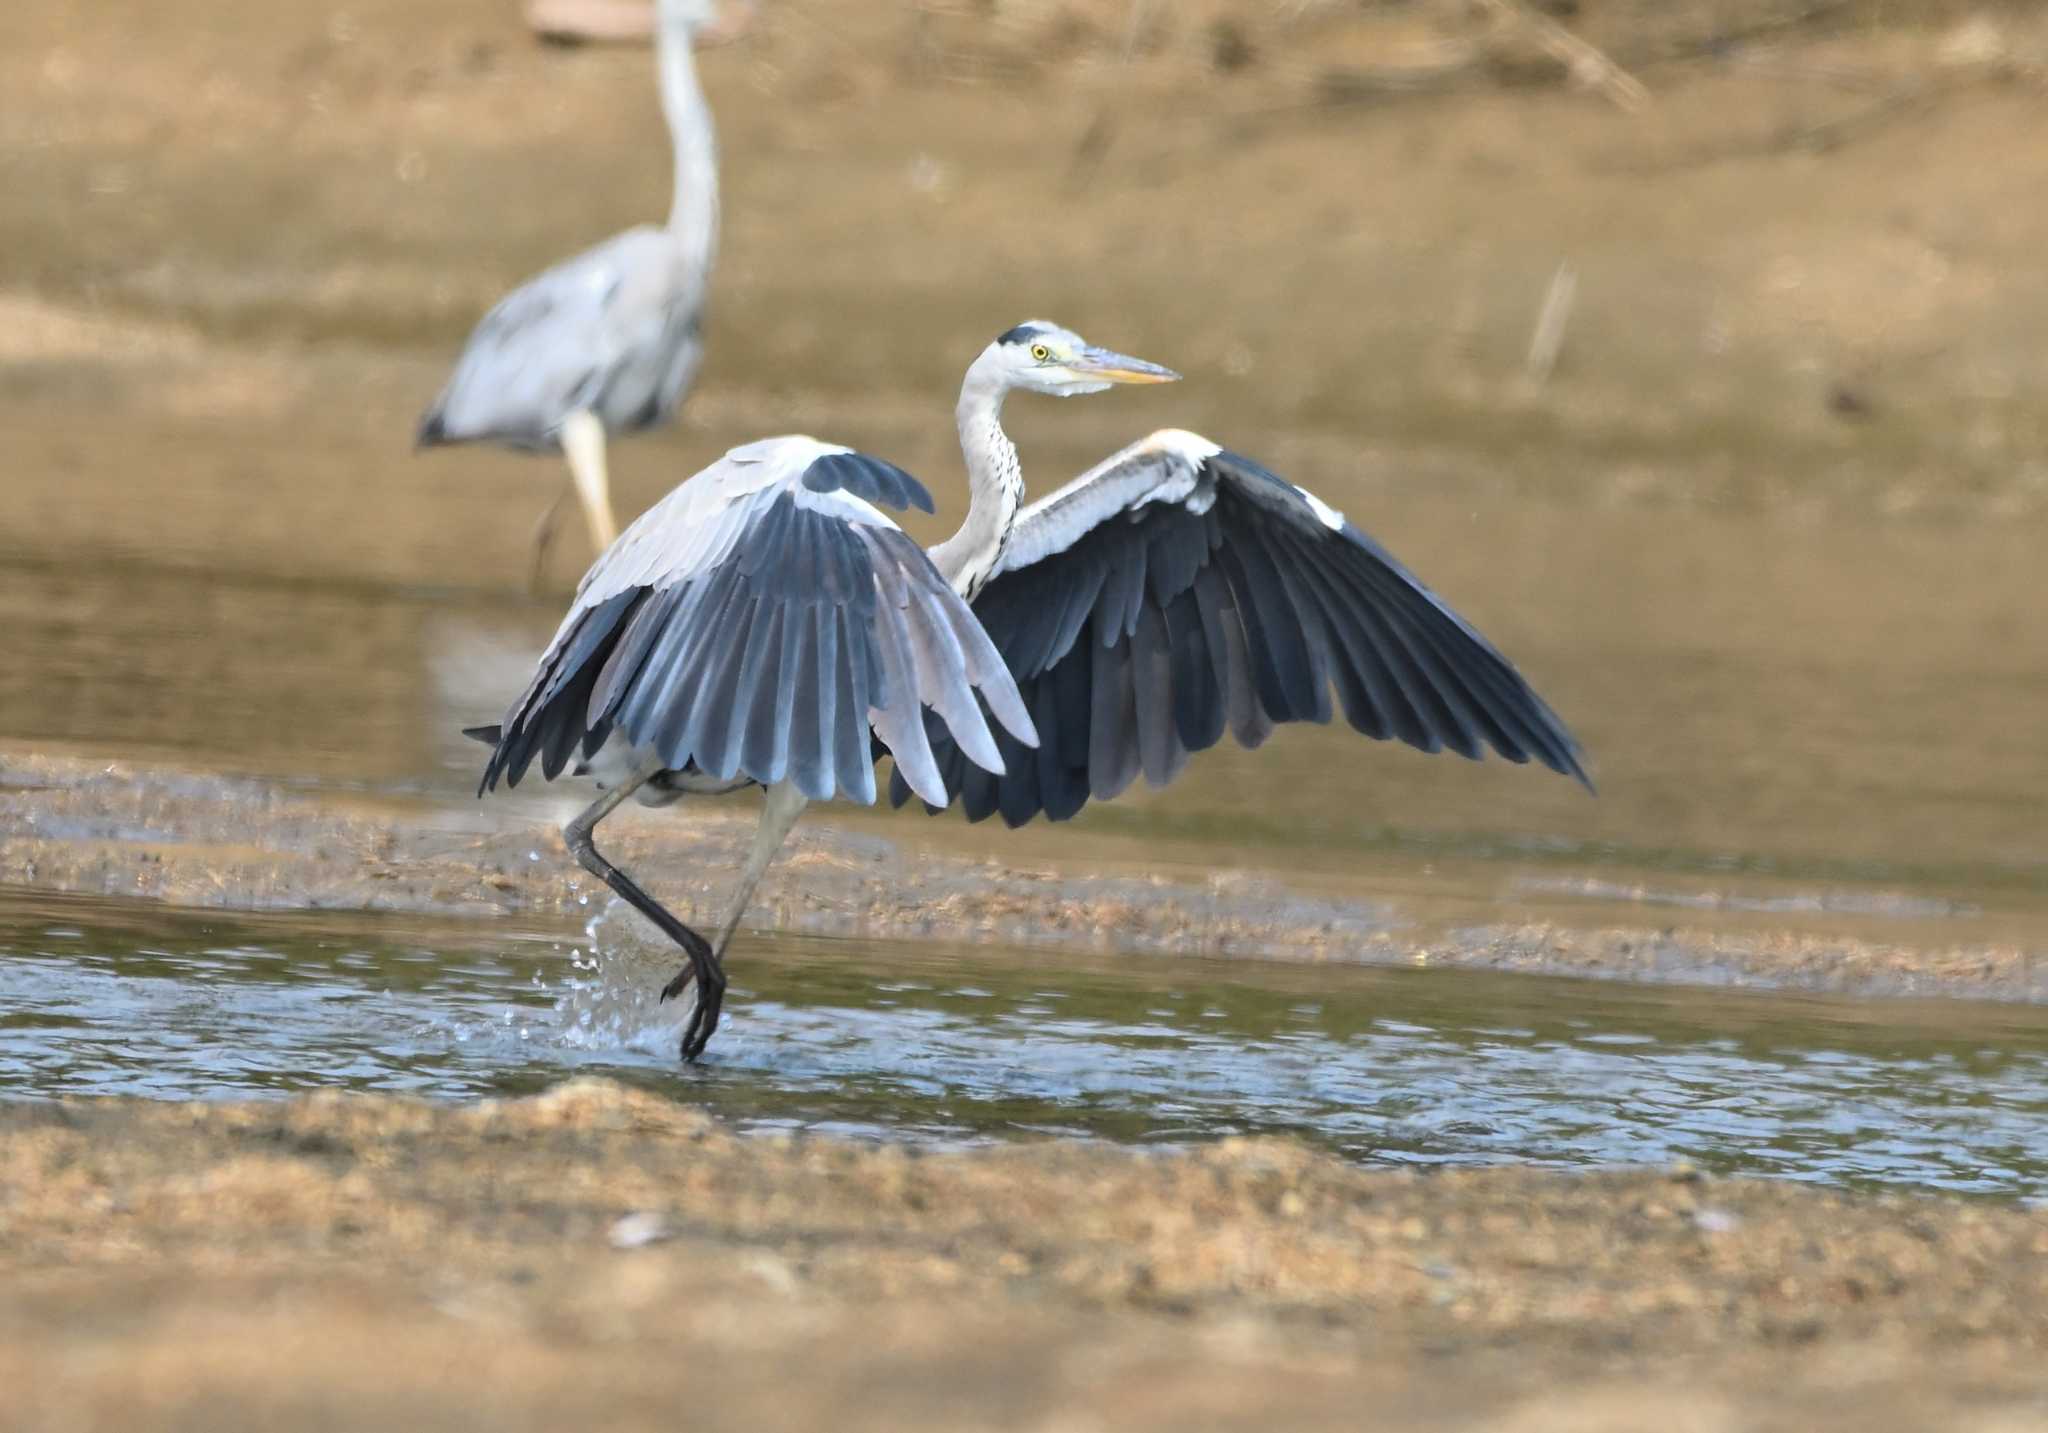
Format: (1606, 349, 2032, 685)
(994, 429, 1225, 580)
(575, 437, 938, 603)
(458, 228, 667, 357)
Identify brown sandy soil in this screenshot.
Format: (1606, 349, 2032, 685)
(3, 1079, 2045, 1431)
(6, 0, 2048, 591)
(5, 748, 2044, 1002)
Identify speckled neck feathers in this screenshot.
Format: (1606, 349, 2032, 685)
(930, 352, 1025, 599)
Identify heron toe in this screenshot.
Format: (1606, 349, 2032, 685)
(659, 962, 697, 1003)
(680, 972, 726, 1062)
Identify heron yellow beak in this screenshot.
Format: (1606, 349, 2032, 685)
(1074, 346, 1181, 384)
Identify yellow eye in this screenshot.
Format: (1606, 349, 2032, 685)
(1029, 343, 1051, 362)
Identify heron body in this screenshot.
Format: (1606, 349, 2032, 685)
(473, 320, 1588, 1061)
(417, 227, 706, 451)
(418, 0, 721, 576)
(474, 436, 1036, 1056)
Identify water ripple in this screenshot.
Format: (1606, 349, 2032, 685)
(2, 890, 2044, 1200)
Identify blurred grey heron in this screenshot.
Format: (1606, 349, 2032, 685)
(417, 0, 723, 582)
(470, 321, 1588, 1061)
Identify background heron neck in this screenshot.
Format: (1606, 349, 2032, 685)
(657, 10, 718, 274)
(930, 373, 1023, 597)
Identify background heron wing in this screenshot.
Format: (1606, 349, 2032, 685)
(477, 439, 1032, 806)
(418, 226, 702, 447)
(891, 435, 1589, 827)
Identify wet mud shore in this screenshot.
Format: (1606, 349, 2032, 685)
(4, 749, 2044, 1004)
(4, 1079, 2044, 1431)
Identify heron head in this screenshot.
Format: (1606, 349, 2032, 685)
(985, 321, 1180, 398)
(656, 0, 723, 32)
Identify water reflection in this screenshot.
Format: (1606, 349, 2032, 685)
(5, 890, 2043, 1200)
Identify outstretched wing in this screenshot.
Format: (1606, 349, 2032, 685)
(417, 226, 704, 449)
(893, 428, 1588, 827)
(478, 437, 1036, 806)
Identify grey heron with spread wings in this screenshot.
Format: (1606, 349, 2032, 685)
(471, 321, 1590, 1061)
(418, 0, 723, 582)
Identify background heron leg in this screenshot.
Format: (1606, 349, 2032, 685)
(563, 762, 726, 1061)
(559, 408, 620, 553)
(526, 488, 570, 591)
(709, 779, 810, 962)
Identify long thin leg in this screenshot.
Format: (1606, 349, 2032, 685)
(703, 779, 810, 965)
(527, 487, 569, 593)
(559, 408, 620, 554)
(564, 760, 726, 1062)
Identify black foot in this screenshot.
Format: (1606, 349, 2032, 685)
(658, 951, 726, 1062)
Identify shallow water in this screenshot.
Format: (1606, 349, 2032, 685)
(5, 888, 2043, 1200)
(7, 400, 2048, 961)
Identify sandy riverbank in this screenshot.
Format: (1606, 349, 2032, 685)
(3, 750, 2043, 1004)
(3, 1079, 2043, 1432)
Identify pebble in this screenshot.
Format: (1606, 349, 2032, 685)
(607, 1211, 673, 1250)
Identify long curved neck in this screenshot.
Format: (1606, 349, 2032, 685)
(929, 354, 1023, 599)
(656, 6, 718, 277)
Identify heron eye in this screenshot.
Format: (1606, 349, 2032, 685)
(1029, 343, 1051, 362)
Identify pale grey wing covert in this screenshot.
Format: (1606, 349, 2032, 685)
(892, 433, 1589, 827)
(478, 439, 1035, 807)
(416, 226, 702, 449)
